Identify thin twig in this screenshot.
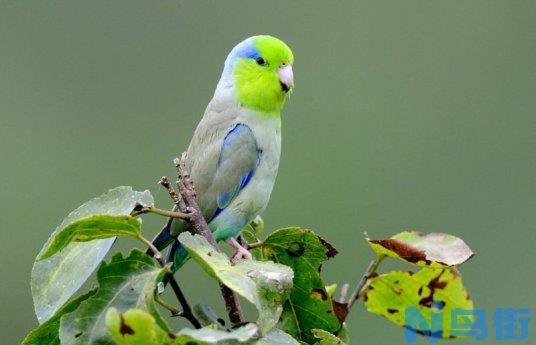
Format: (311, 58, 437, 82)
(172, 154, 245, 325)
(159, 176, 182, 205)
(137, 235, 202, 328)
(347, 255, 385, 310)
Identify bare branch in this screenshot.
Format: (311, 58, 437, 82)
(346, 255, 385, 310)
(172, 154, 245, 325)
(158, 176, 182, 206)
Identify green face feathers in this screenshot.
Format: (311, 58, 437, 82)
(231, 36, 294, 113)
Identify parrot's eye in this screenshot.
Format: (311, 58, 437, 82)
(255, 57, 267, 66)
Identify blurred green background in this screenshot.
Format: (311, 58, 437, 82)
(1, 1, 535, 344)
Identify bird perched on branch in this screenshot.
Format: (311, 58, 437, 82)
(151, 35, 294, 270)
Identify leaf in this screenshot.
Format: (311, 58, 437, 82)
(258, 227, 340, 344)
(106, 308, 168, 345)
(174, 324, 258, 344)
(31, 186, 154, 324)
(59, 249, 168, 345)
(312, 329, 347, 345)
(325, 284, 337, 299)
(178, 233, 293, 333)
(367, 231, 474, 267)
(37, 215, 142, 260)
(363, 268, 474, 339)
(253, 329, 301, 345)
(106, 308, 259, 345)
(21, 289, 97, 345)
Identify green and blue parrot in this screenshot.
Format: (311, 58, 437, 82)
(151, 35, 294, 270)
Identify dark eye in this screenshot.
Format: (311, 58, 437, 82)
(255, 56, 267, 66)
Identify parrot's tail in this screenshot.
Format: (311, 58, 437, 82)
(147, 218, 175, 254)
(166, 240, 190, 273)
(147, 208, 192, 275)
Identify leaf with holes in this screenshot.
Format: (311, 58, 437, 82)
(59, 249, 168, 345)
(106, 308, 259, 345)
(363, 268, 474, 339)
(179, 233, 294, 333)
(258, 227, 340, 344)
(31, 186, 154, 324)
(367, 231, 474, 267)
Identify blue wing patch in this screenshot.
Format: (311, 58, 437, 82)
(209, 123, 259, 221)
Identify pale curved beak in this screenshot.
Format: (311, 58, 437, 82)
(278, 64, 294, 92)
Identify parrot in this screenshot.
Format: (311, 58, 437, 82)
(150, 35, 294, 271)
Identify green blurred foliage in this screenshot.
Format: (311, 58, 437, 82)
(1, 1, 535, 344)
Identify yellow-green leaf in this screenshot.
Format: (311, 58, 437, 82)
(363, 268, 474, 339)
(106, 308, 168, 345)
(106, 308, 259, 345)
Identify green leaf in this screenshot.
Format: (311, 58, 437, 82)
(22, 289, 97, 345)
(258, 227, 340, 344)
(179, 233, 293, 333)
(363, 268, 474, 339)
(38, 215, 142, 260)
(325, 284, 337, 299)
(106, 308, 259, 345)
(106, 308, 169, 345)
(312, 329, 347, 345)
(253, 329, 301, 345)
(367, 231, 474, 267)
(31, 186, 154, 324)
(59, 249, 167, 345)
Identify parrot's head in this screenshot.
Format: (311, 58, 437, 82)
(221, 35, 294, 113)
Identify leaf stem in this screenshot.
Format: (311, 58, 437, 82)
(245, 241, 264, 250)
(131, 206, 190, 219)
(347, 254, 385, 310)
(137, 235, 202, 329)
(155, 295, 182, 316)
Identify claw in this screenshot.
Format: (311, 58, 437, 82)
(226, 237, 253, 263)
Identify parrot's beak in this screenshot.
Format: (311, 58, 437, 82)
(278, 64, 294, 93)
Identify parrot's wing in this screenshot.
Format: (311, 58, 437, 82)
(209, 123, 259, 220)
(152, 123, 258, 265)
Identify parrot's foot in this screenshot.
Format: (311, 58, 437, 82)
(226, 237, 252, 263)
